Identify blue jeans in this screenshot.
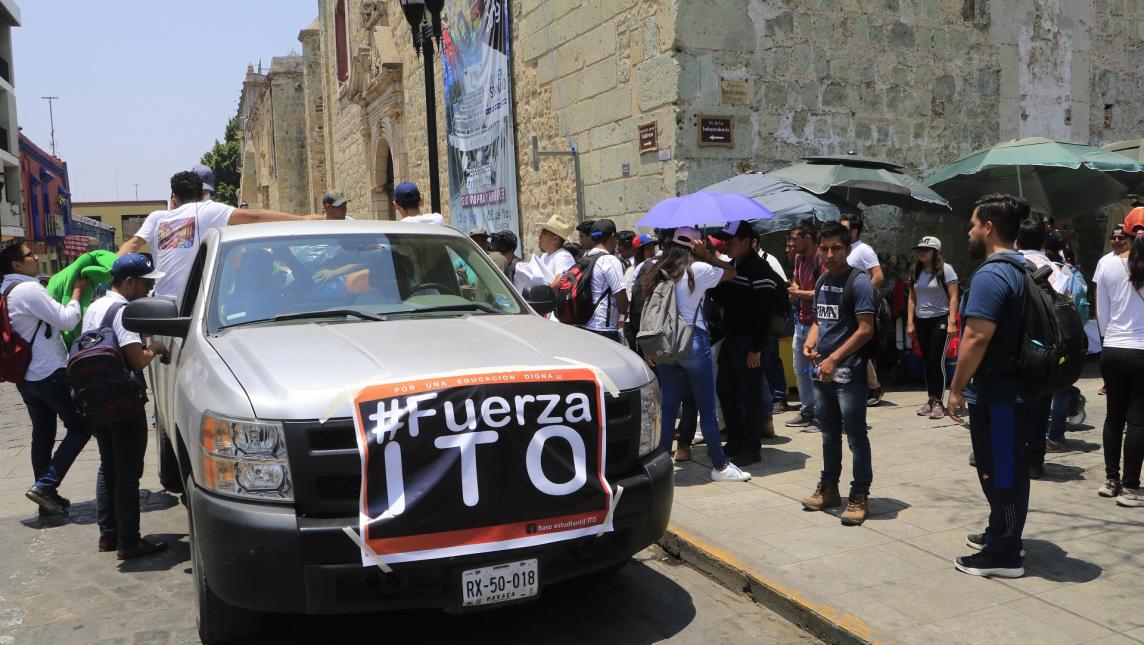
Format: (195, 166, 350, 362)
(792, 322, 816, 420)
(813, 365, 872, 493)
(1047, 386, 1079, 442)
(968, 401, 1032, 559)
(658, 328, 728, 469)
(94, 407, 149, 547)
(15, 368, 93, 492)
(763, 334, 786, 403)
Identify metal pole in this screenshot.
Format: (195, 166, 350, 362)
(572, 144, 584, 223)
(41, 96, 59, 156)
(421, 23, 442, 215)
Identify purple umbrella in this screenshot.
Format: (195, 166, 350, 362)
(635, 191, 774, 228)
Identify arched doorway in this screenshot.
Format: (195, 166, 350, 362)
(372, 136, 395, 220)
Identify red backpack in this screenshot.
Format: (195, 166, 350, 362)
(1, 283, 41, 383)
(553, 254, 611, 326)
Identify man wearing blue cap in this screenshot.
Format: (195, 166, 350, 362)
(82, 254, 171, 560)
(392, 181, 445, 225)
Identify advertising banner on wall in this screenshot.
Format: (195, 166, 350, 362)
(350, 366, 615, 565)
(442, 0, 521, 242)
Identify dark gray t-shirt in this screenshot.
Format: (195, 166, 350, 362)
(914, 264, 958, 319)
(814, 269, 877, 370)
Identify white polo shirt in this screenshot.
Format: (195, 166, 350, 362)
(584, 248, 625, 331)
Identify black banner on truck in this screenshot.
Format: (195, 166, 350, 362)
(350, 367, 613, 564)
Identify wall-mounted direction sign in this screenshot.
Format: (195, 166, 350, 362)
(638, 122, 658, 153)
(698, 116, 734, 147)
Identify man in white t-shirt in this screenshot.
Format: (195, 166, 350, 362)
(582, 219, 628, 342)
(118, 171, 321, 305)
(83, 254, 171, 559)
(840, 213, 886, 406)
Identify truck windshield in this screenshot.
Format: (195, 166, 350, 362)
(210, 233, 524, 331)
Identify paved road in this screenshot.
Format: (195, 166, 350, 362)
(0, 383, 815, 644)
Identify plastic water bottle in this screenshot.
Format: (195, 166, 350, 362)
(834, 367, 852, 384)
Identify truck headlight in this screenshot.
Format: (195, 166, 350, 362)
(201, 412, 293, 501)
(638, 381, 662, 457)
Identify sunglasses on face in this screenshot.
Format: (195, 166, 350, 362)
(1111, 235, 1127, 242)
(21, 251, 36, 260)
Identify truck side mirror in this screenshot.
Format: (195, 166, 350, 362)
(122, 297, 192, 338)
(523, 285, 556, 317)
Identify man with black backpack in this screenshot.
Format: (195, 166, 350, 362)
(799, 222, 877, 526)
(555, 219, 628, 341)
(74, 254, 170, 560)
(1, 240, 92, 517)
(947, 194, 1037, 579)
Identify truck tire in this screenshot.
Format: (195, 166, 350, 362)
(156, 422, 183, 494)
(188, 476, 263, 644)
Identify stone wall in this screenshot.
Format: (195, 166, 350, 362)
(300, 21, 328, 213)
(267, 57, 310, 215)
(512, 0, 681, 244)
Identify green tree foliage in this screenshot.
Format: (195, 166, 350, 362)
(200, 117, 241, 206)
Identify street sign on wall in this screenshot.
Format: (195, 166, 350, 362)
(442, 0, 521, 242)
(698, 116, 734, 147)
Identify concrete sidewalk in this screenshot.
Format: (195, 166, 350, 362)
(660, 369, 1144, 645)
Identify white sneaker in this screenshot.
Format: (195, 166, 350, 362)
(1116, 487, 1144, 507)
(711, 463, 751, 482)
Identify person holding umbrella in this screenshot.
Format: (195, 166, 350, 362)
(647, 228, 749, 482)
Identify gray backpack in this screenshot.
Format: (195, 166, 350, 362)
(636, 270, 700, 364)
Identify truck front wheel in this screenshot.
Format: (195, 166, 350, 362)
(188, 476, 263, 644)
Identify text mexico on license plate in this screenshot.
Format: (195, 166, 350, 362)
(350, 367, 615, 579)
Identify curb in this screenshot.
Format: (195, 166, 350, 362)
(657, 523, 882, 645)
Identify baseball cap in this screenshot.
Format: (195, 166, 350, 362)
(671, 226, 703, 248)
(394, 182, 421, 207)
(1124, 207, 1144, 236)
(631, 233, 653, 249)
(912, 235, 942, 251)
(112, 254, 165, 281)
(322, 190, 351, 207)
(192, 164, 215, 192)
(714, 220, 754, 240)
(469, 227, 489, 237)
(589, 219, 617, 239)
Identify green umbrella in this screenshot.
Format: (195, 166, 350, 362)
(769, 154, 951, 213)
(926, 137, 1144, 217)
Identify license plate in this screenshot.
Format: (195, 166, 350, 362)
(460, 558, 539, 607)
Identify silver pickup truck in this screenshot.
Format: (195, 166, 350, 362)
(123, 221, 672, 644)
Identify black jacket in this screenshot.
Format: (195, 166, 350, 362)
(711, 252, 784, 352)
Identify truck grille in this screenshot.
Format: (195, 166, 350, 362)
(285, 388, 643, 517)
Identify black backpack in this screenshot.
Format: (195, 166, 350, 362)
(554, 253, 611, 326)
(816, 267, 890, 360)
(977, 255, 1087, 395)
(67, 303, 145, 424)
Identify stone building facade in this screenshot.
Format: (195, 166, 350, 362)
(239, 0, 1144, 270)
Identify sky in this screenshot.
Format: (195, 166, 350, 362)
(13, 1, 320, 203)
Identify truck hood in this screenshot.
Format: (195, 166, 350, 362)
(207, 314, 654, 420)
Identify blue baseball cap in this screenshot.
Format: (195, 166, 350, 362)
(632, 233, 654, 249)
(192, 164, 215, 192)
(112, 254, 165, 280)
(394, 182, 421, 207)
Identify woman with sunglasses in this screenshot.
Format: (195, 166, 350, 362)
(1093, 210, 1144, 506)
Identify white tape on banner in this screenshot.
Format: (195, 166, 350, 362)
(597, 484, 624, 536)
(553, 355, 620, 398)
(341, 525, 394, 574)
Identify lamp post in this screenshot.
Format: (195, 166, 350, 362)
(399, 0, 445, 215)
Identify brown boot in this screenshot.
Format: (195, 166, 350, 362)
(98, 536, 116, 553)
(840, 491, 869, 525)
(761, 420, 776, 438)
(117, 538, 168, 561)
(801, 481, 841, 511)
(672, 444, 692, 462)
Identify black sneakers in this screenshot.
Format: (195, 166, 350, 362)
(954, 551, 1024, 578)
(965, 533, 1025, 557)
(26, 486, 68, 517)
